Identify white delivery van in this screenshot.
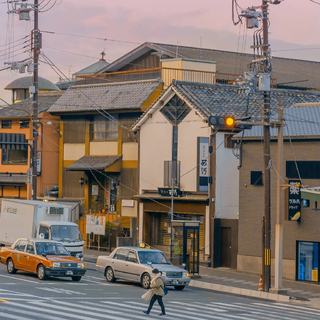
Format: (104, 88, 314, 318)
(0, 199, 84, 258)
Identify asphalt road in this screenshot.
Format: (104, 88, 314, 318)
(0, 262, 319, 320)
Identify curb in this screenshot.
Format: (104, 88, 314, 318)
(189, 280, 290, 302)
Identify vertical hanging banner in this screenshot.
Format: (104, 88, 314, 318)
(288, 180, 301, 221)
(198, 137, 209, 192)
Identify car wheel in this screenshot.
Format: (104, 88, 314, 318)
(71, 276, 82, 282)
(141, 273, 151, 289)
(37, 264, 47, 280)
(174, 285, 185, 290)
(106, 267, 116, 282)
(6, 258, 17, 274)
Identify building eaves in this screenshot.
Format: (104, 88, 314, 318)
(66, 155, 121, 171)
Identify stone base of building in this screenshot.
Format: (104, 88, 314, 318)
(237, 255, 296, 280)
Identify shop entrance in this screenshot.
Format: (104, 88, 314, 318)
(172, 220, 200, 275)
(297, 241, 319, 282)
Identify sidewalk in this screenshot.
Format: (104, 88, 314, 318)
(83, 249, 320, 305)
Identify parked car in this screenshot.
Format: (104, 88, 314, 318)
(0, 238, 86, 281)
(96, 246, 191, 290)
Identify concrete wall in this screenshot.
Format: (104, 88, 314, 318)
(238, 139, 320, 279)
(178, 110, 211, 192)
(215, 133, 239, 219)
(139, 110, 172, 192)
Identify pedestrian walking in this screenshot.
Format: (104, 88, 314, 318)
(143, 268, 166, 316)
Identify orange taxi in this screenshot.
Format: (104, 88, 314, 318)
(0, 238, 86, 281)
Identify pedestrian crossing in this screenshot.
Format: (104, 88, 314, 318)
(0, 298, 319, 320)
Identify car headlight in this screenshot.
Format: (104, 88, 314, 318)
(52, 262, 60, 268)
(77, 263, 85, 269)
(183, 272, 190, 278)
(161, 272, 166, 276)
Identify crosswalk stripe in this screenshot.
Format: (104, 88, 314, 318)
(1, 301, 100, 320)
(253, 303, 320, 317)
(0, 311, 35, 320)
(107, 301, 214, 320)
(276, 303, 320, 312)
(0, 274, 39, 283)
(0, 305, 69, 320)
(168, 301, 226, 312)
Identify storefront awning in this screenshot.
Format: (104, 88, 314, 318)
(0, 174, 27, 185)
(66, 155, 121, 172)
(301, 187, 320, 202)
(133, 192, 209, 202)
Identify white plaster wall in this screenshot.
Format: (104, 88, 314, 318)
(63, 143, 85, 161)
(178, 110, 211, 192)
(90, 141, 118, 156)
(123, 142, 138, 161)
(139, 111, 172, 192)
(215, 132, 239, 219)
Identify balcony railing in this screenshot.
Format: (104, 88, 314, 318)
(164, 161, 180, 187)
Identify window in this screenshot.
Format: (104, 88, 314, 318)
(13, 241, 20, 251)
(20, 121, 29, 129)
(39, 225, 49, 239)
(251, 171, 263, 186)
(93, 114, 118, 140)
(114, 249, 128, 260)
(298, 242, 319, 281)
(286, 161, 320, 179)
(26, 242, 35, 254)
(2, 149, 28, 165)
(1, 120, 11, 129)
(127, 251, 138, 263)
(14, 240, 27, 252)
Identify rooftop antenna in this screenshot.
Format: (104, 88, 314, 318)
(100, 49, 106, 61)
(200, 37, 203, 60)
(176, 41, 179, 58)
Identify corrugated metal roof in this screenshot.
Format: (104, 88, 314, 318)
(0, 94, 62, 118)
(237, 105, 320, 139)
(48, 79, 162, 114)
(66, 155, 121, 171)
(73, 60, 109, 76)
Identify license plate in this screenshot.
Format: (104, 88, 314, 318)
(66, 271, 73, 275)
(172, 280, 179, 284)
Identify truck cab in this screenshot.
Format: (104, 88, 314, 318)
(36, 221, 84, 259)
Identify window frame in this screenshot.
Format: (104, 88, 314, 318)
(92, 114, 118, 141)
(126, 250, 138, 263)
(1, 120, 12, 129)
(1, 149, 28, 165)
(20, 121, 30, 129)
(26, 241, 35, 254)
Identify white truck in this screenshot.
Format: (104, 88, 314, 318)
(0, 199, 84, 259)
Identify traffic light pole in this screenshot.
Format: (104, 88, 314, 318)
(31, 0, 39, 200)
(262, 0, 271, 292)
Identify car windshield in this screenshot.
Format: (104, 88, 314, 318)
(35, 242, 69, 256)
(50, 225, 82, 242)
(138, 251, 170, 265)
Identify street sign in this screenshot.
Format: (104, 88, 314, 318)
(158, 187, 182, 197)
(27, 168, 32, 184)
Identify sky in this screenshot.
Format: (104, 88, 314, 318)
(1, 0, 320, 104)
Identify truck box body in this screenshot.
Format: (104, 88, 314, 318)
(0, 199, 83, 258)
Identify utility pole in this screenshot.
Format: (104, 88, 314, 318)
(31, 0, 39, 200)
(170, 178, 174, 261)
(262, 0, 271, 293)
(273, 98, 285, 293)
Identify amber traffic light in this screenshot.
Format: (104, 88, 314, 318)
(208, 116, 236, 129)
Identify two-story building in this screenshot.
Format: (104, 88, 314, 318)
(47, 79, 163, 244)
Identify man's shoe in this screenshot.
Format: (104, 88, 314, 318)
(143, 311, 149, 315)
(159, 313, 166, 316)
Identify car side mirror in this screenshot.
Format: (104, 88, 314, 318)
(79, 254, 83, 259)
(42, 253, 47, 258)
(182, 263, 186, 269)
(147, 262, 152, 267)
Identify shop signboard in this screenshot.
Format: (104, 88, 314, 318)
(86, 215, 106, 235)
(288, 180, 301, 221)
(158, 187, 182, 197)
(198, 137, 209, 192)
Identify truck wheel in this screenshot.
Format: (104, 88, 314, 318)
(37, 264, 47, 280)
(141, 273, 151, 289)
(71, 276, 82, 282)
(174, 285, 185, 290)
(6, 259, 17, 274)
(106, 267, 116, 282)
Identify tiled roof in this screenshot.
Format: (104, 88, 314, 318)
(100, 42, 320, 90)
(5, 76, 59, 91)
(66, 156, 121, 171)
(0, 174, 27, 184)
(0, 93, 62, 118)
(48, 79, 162, 114)
(173, 81, 320, 121)
(236, 105, 320, 139)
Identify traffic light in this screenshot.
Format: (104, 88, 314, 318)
(208, 116, 235, 129)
